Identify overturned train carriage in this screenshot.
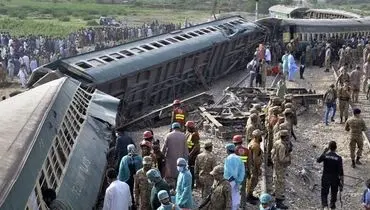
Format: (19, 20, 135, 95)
(29, 16, 267, 122)
(0, 77, 119, 209)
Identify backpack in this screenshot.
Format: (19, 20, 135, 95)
(325, 89, 335, 103)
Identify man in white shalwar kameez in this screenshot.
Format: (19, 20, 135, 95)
(287, 52, 298, 81)
(30, 57, 38, 72)
(103, 168, 132, 210)
(18, 64, 27, 88)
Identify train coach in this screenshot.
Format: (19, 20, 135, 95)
(29, 16, 267, 120)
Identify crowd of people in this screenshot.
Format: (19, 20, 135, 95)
(0, 20, 181, 88)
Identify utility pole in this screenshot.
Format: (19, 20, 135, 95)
(255, 0, 259, 20)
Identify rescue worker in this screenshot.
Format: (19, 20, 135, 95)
(157, 190, 181, 210)
(350, 65, 363, 103)
(323, 84, 337, 125)
(200, 165, 232, 210)
(185, 120, 200, 189)
(175, 158, 193, 209)
(363, 55, 370, 93)
(246, 129, 263, 205)
(336, 63, 350, 87)
(140, 140, 153, 157)
(232, 135, 249, 207)
(317, 141, 344, 210)
(171, 99, 186, 130)
(267, 106, 281, 165)
(143, 130, 154, 143)
(162, 122, 188, 188)
(259, 193, 277, 210)
(147, 169, 171, 210)
(245, 113, 259, 144)
(338, 45, 345, 68)
(338, 82, 351, 123)
(134, 156, 153, 210)
(325, 44, 332, 72)
(271, 130, 291, 209)
(345, 108, 367, 168)
(118, 144, 143, 209)
(357, 43, 364, 63)
(194, 141, 217, 199)
(224, 143, 245, 210)
(152, 139, 165, 177)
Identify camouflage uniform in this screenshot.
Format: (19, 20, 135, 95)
(336, 68, 350, 87)
(273, 116, 285, 142)
(345, 116, 367, 162)
(247, 130, 262, 198)
(204, 166, 232, 210)
(134, 168, 153, 210)
(345, 46, 353, 68)
(338, 46, 345, 68)
(267, 106, 280, 162)
(245, 113, 258, 144)
(363, 45, 369, 64)
(194, 142, 217, 199)
(350, 67, 363, 103)
(337, 84, 351, 123)
(271, 130, 292, 201)
(357, 44, 363, 63)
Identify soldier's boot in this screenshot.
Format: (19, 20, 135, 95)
(276, 198, 289, 209)
(246, 194, 258, 205)
(351, 160, 356, 168)
(356, 156, 362, 165)
(345, 117, 348, 122)
(340, 117, 343, 124)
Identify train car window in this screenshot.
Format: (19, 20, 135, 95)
(130, 48, 145, 54)
(194, 30, 205, 35)
(87, 59, 104, 67)
(141, 45, 154, 50)
(150, 42, 163, 48)
(158, 40, 171, 45)
(200, 29, 211, 33)
(174, 36, 186, 41)
(99, 56, 114, 62)
(166, 38, 179, 43)
(110, 53, 125, 59)
(181, 34, 192, 39)
(76, 62, 92, 69)
(206, 27, 218, 31)
(120, 50, 135, 56)
(188, 32, 199, 37)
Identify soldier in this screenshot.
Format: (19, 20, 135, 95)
(281, 108, 296, 141)
(345, 45, 353, 68)
(336, 63, 350, 87)
(260, 59, 268, 88)
(194, 141, 217, 199)
(363, 55, 370, 93)
(338, 45, 345, 69)
(152, 140, 165, 177)
(246, 129, 263, 205)
(337, 82, 351, 123)
(140, 140, 152, 157)
(134, 156, 153, 210)
(350, 65, 363, 103)
(185, 120, 200, 189)
(273, 116, 285, 142)
(156, 190, 181, 210)
(345, 108, 367, 168)
(325, 45, 332, 72)
(200, 165, 232, 210)
(245, 113, 259, 144)
(271, 130, 292, 209)
(267, 106, 281, 164)
(232, 135, 250, 208)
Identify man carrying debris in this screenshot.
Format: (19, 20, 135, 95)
(317, 141, 344, 210)
(271, 130, 291, 209)
(232, 135, 249, 208)
(194, 141, 217, 199)
(247, 129, 263, 205)
(185, 120, 200, 189)
(345, 108, 367, 168)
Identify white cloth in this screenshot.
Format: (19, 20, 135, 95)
(22, 55, 30, 71)
(265, 48, 271, 62)
(30, 60, 38, 72)
(18, 68, 27, 88)
(103, 180, 132, 210)
(230, 181, 240, 210)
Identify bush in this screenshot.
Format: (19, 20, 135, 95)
(86, 20, 99, 26)
(59, 16, 71, 22)
(82, 15, 95, 20)
(0, 8, 7, 15)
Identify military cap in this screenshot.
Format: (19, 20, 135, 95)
(252, 129, 262, 137)
(283, 108, 293, 115)
(142, 156, 153, 165)
(157, 190, 169, 200)
(210, 165, 224, 175)
(204, 141, 213, 148)
(225, 143, 236, 152)
(284, 103, 293, 109)
(279, 130, 289, 137)
(353, 108, 361, 115)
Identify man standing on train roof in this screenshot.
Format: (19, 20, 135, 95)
(162, 122, 188, 188)
(185, 120, 200, 189)
(171, 99, 186, 131)
(350, 65, 363, 103)
(345, 108, 367, 168)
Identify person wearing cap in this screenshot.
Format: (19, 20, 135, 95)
(273, 116, 285, 142)
(224, 143, 245, 210)
(134, 156, 153, 210)
(267, 106, 281, 165)
(317, 141, 344, 210)
(271, 130, 291, 209)
(118, 144, 143, 208)
(282, 108, 297, 141)
(143, 130, 154, 143)
(185, 121, 200, 189)
(350, 65, 363, 103)
(147, 169, 171, 210)
(115, 127, 135, 171)
(140, 140, 153, 157)
(103, 168, 132, 210)
(194, 141, 217, 199)
(338, 82, 351, 123)
(336, 63, 350, 87)
(175, 158, 193, 209)
(246, 129, 262, 205)
(200, 165, 232, 210)
(276, 77, 287, 99)
(323, 84, 337, 125)
(247, 108, 263, 131)
(171, 99, 187, 130)
(259, 193, 277, 210)
(245, 113, 259, 144)
(162, 122, 188, 188)
(345, 108, 367, 168)
(157, 190, 180, 210)
(232, 134, 249, 207)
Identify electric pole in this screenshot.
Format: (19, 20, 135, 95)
(255, 0, 259, 20)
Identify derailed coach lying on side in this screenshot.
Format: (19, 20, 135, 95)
(28, 16, 267, 121)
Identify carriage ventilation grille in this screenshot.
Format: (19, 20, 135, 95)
(25, 85, 94, 210)
(75, 19, 246, 70)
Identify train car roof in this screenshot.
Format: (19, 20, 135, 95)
(280, 18, 370, 26)
(268, 5, 309, 15)
(47, 16, 265, 83)
(306, 8, 361, 18)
